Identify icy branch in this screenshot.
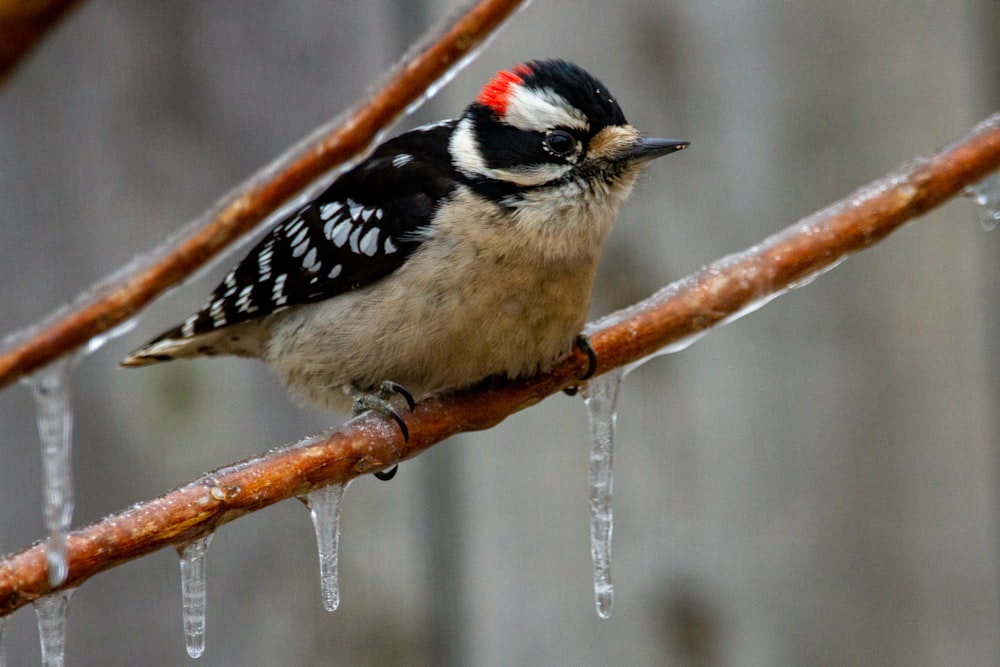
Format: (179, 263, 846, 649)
(0, 0, 526, 390)
(0, 112, 997, 616)
(584, 113, 1000, 374)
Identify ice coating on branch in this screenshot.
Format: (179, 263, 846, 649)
(400, 0, 530, 118)
(178, 533, 214, 658)
(23, 360, 75, 586)
(964, 173, 1000, 231)
(581, 369, 624, 619)
(584, 186, 852, 376)
(82, 316, 139, 355)
(33, 588, 75, 667)
(302, 482, 348, 612)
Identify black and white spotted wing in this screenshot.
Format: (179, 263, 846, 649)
(172, 120, 460, 341)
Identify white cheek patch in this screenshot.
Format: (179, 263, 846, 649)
(450, 117, 489, 177)
(450, 117, 573, 186)
(503, 86, 589, 133)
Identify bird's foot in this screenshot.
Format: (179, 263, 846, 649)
(563, 334, 598, 396)
(353, 380, 415, 480)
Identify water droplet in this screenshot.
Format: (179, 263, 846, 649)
(964, 173, 1000, 231)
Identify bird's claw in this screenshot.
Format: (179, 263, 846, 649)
(353, 380, 415, 481)
(564, 334, 598, 396)
(576, 334, 598, 380)
(373, 465, 398, 481)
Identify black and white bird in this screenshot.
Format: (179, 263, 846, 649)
(123, 59, 688, 423)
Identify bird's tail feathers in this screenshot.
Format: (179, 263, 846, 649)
(120, 323, 263, 367)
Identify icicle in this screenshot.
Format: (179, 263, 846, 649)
(177, 533, 214, 659)
(964, 173, 1000, 231)
(300, 482, 348, 612)
(23, 359, 75, 586)
(581, 369, 625, 619)
(33, 588, 75, 667)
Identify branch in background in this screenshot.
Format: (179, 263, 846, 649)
(0, 0, 525, 389)
(1, 112, 998, 617)
(0, 0, 82, 86)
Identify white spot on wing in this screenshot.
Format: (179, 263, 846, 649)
(323, 215, 341, 240)
(272, 273, 288, 306)
(349, 226, 363, 253)
(347, 199, 363, 222)
(235, 285, 254, 312)
(292, 238, 310, 258)
(207, 298, 227, 327)
(303, 247, 321, 272)
(285, 218, 305, 237)
(384, 237, 397, 254)
(320, 202, 342, 220)
(330, 220, 352, 247)
(258, 247, 273, 281)
(328, 264, 342, 279)
(359, 228, 379, 256)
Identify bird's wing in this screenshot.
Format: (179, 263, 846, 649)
(128, 121, 459, 353)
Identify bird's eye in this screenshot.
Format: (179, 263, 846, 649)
(544, 131, 576, 157)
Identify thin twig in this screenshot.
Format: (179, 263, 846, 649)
(1, 112, 997, 616)
(0, 0, 525, 389)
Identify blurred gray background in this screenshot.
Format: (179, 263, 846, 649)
(2, 1, 999, 665)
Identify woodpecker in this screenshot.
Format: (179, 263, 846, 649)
(123, 59, 688, 426)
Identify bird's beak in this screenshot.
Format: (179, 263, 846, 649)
(626, 137, 690, 163)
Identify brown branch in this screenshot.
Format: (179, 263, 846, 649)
(584, 113, 1000, 373)
(0, 0, 82, 87)
(1, 113, 998, 616)
(0, 0, 525, 390)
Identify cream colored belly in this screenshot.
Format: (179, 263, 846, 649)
(263, 247, 598, 413)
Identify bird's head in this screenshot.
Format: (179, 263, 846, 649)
(450, 59, 688, 199)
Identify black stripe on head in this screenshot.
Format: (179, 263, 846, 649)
(517, 59, 627, 132)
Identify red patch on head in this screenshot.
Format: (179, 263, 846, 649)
(476, 63, 533, 115)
